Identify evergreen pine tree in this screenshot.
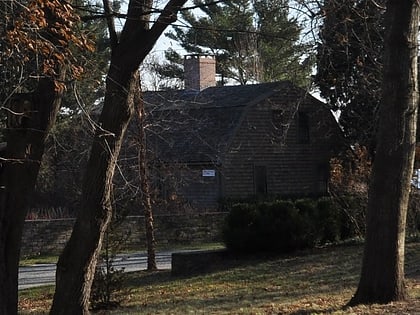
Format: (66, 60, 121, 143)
(154, 0, 312, 87)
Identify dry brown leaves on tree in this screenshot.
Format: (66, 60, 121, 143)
(4, 0, 94, 91)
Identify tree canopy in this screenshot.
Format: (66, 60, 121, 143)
(1, 0, 94, 96)
(314, 0, 385, 153)
(154, 0, 313, 87)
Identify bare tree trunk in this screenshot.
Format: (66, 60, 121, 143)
(144, 184, 157, 271)
(349, 0, 419, 305)
(0, 78, 63, 315)
(50, 67, 137, 314)
(50, 1, 187, 313)
(135, 88, 157, 271)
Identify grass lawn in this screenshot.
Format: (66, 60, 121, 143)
(19, 242, 420, 314)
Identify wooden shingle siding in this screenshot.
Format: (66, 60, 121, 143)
(221, 92, 336, 199)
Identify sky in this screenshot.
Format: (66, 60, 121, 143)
(116, 0, 324, 95)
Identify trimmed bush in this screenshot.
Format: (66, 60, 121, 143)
(316, 197, 341, 243)
(294, 198, 319, 246)
(256, 200, 302, 252)
(222, 197, 349, 254)
(223, 203, 259, 252)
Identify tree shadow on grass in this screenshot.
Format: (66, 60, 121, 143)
(124, 269, 173, 287)
(123, 252, 270, 290)
(170, 248, 324, 279)
(288, 306, 347, 315)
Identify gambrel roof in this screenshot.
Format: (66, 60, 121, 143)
(144, 81, 331, 164)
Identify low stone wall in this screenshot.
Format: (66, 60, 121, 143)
(21, 212, 227, 257)
(172, 249, 231, 276)
(21, 218, 74, 257)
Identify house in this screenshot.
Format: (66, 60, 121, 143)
(128, 55, 342, 212)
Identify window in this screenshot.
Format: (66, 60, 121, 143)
(317, 164, 329, 194)
(254, 165, 267, 195)
(156, 174, 169, 200)
(298, 112, 310, 144)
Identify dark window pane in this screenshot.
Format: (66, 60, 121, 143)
(298, 112, 310, 144)
(254, 165, 267, 195)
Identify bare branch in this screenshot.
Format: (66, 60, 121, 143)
(149, 0, 189, 46)
(102, 0, 118, 48)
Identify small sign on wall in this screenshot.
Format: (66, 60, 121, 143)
(202, 169, 216, 177)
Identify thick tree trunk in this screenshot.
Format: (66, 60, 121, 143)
(50, 68, 137, 314)
(0, 78, 63, 315)
(349, 0, 419, 305)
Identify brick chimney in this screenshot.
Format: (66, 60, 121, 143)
(184, 55, 216, 91)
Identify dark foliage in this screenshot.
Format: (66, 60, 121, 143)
(408, 192, 420, 238)
(222, 197, 364, 254)
(314, 0, 385, 154)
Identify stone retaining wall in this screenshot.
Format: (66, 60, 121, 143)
(21, 212, 227, 257)
(172, 249, 231, 276)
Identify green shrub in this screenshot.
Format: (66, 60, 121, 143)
(256, 200, 302, 252)
(223, 198, 346, 254)
(317, 197, 342, 243)
(294, 198, 319, 246)
(223, 203, 259, 252)
(223, 192, 420, 254)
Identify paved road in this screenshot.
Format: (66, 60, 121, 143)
(18, 251, 172, 290)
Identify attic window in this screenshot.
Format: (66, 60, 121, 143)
(298, 112, 310, 144)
